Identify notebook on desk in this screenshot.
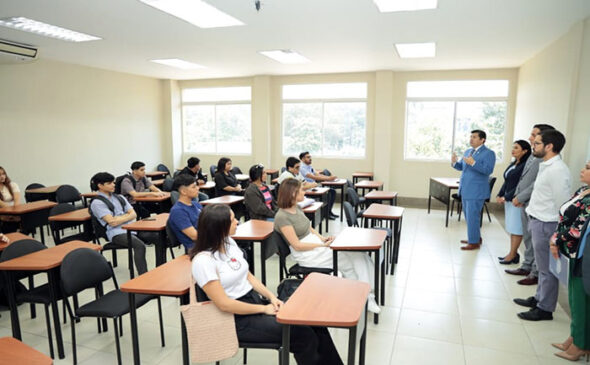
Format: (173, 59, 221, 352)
(549, 252, 569, 286)
(297, 198, 315, 209)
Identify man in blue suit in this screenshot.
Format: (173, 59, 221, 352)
(452, 130, 496, 250)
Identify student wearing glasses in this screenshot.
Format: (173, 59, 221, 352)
(277, 157, 318, 190)
(244, 164, 277, 221)
(299, 152, 339, 220)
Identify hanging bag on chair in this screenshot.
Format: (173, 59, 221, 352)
(180, 274, 239, 363)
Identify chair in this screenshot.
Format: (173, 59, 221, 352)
(55, 185, 82, 206)
(231, 167, 243, 175)
(346, 187, 366, 215)
(272, 231, 332, 281)
(24, 183, 45, 203)
(210, 165, 217, 177)
(89, 210, 126, 269)
(156, 163, 171, 177)
(162, 177, 174, 192)
(173, 170, 181, 178)
(170, 190, 180, 206)
(60, 248, 164, 365)
(49, 204, 87, 245)
(165, 220, 183, 258)
(453, 177, 497, 226)
(280, 167, 286, 173)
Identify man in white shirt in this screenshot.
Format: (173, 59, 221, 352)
(515, 129, 571, 321)
(277, 157, 317, 190)
(299, 152, 339, 219)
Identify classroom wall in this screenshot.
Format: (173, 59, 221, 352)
(0, 59, 165, 194)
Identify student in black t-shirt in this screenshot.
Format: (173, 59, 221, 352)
(180, 157, 209, 201)
(214, 157, 243, 197)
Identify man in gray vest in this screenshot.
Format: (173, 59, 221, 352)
(505, 124, 554, 285)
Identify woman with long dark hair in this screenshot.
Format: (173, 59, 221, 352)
(214, 157, 242, 197)
(0, 167, 22, 232)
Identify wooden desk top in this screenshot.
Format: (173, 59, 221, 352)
(303, 202, 324, 213)
(122, 213, 169, 232)
(134, 192, 170, 202)
(201, 195, 245, 206)
(0, 337, 53, 365)
(364, 191, 398, 200)
(48, 208, 90, 222)
(431, 177, 460, 188)
(24, 185, 61, 194)
(151, 179, 165, 186)
(80, 192, 99, 198)
(235, 174, 250, 181)
(0, 200, 57, 215)
(321, 178, 347, 186)
(199, 181, 215, 189)
(352, 172, 374, 178)
(331, 227, 386, 251)
(265, 169, 279, 175)
(0, 233, 32, 251)
(354, 180, 383, 189)
(362, 203, 404, 220)
(232, 220, 274, 241)
(121, 255, 191, 296)
(305, 187, 329, 196)
(146, 171, 168, 178)
(276, 273, 370, 327)
(0, 240, 101, 271)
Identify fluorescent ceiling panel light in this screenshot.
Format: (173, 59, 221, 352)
(0, 17, 101, 42)
(395, 42, 436, 58)
(259, 50, 310, 64)
(139, 0, 244, 28)
(373, 0, 437, 12)
(150, 58, 205, 69)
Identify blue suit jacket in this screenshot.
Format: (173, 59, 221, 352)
(453, 145, 496, 200)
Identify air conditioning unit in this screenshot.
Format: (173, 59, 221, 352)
(0, 39, 38, 64)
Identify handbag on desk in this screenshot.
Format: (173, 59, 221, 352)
(180, 275, 239, 363)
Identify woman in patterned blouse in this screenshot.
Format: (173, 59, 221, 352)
(549, 160, 590, 361)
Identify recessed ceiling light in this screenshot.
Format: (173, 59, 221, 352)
(373, 0, 437, 12)
(139, 0, 244, 29)
(259, 50, 310, 64)
(0, 17, 101, 42)
(150, 59, 206, 69)
(395, 42, 436, 58)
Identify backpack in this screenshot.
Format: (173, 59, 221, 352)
(88, 194, 127, 240)
(114, 174, 148, 195)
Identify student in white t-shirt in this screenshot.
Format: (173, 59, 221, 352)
(190, 204, 343, 365)
(0, 166, 22, 233)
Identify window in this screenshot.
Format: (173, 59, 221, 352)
(182, 86, 252, 154)
(404, 80, 508, 161)
(282, 83, 367, 157)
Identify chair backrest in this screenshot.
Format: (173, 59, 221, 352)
(270, 231, 290, 277)
(322, 169, 331, 176)
(346, 187, 360, 206)
(209, 165, 216, 177)
(486, 177, 497, 203)
(60, 248, 113, 296)
(173, 170, 181, 178)
(230, 167, 242, 175)
(162, 177, 175, 192)
(157, 163, 171, 175)
(280, 167, 286, 173)
(24, 183, 45, 203)
(56, 184, 81, 204)
(0, 239, 46, 280)
(165, 220, 181, 249)
(343, 202, 359, 227)
(170, 190, 180, 206)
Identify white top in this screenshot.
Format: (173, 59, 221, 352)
(0, 182, 20, 205)
(526, 155, 571, 222)
(289, 232, 325, 264)
(277, 170, 305, 184)
(191, 237, 252, 299)
(559, 192, 584, 216)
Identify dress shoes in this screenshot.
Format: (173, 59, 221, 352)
(517, 307, 553, 321)
(461, 243, 481, 251)
(517, 275, 538, 286)
(460, 239, 468, 244)
(499, 253, 520, 265)
(504, 268, 530, 276)
(513, 296, 538, 308)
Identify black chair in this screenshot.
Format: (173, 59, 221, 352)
(24, 183, 45, 203)
(343, 201, 391, 249)
(453, 176, 497, 226)
(210, 165, 217, 177)
(156, 163, 171, 177)
(346, 187, 366, 215)
(231, 166, 243, 175)
(162, 177, 174, 192)
(89, 212, 126, 269)
(280, 167, 286, 173)
(165, 220, 183, 258)
(49, 204, 87, 245)
(272, 231, 332, 281)
(60, 248, 164, 365)
(55, 185, 82, 206)
(172, 170, 181, 178)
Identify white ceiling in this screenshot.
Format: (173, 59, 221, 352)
(1, 0, 590, 80)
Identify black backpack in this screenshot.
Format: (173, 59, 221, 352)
(88, 194, 127, 240)
(114, 174, 148, 195)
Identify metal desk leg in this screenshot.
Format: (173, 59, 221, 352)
(4, 271, 21, 340)
(333, 251, 338, 276)
(260, 240, 266, 286)
(339, 185, 344, 222)
(428, 194, 432, 213)
(129, 293, 140, 365)
(48, 269, 65, 358)
(374, 249, 379, 324)
(156, 230, 166, 267)
(445, 188, 451, 227)
(281, 325, 290, 365)
(127, 230, 135, 279)
(180, 294, 189, 365)
(380, 249, 386, 305)
(359, 304, 368, 365)
(347, 325, 357, 365)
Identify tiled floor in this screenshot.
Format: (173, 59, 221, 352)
(0, 206, 573, 364)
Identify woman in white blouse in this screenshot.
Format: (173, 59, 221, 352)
(190, 204, 343, 365)
(0, 167, 22, 232)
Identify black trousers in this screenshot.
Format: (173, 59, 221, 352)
(327, 188, 336, 215)
(235, 290, 343, 365)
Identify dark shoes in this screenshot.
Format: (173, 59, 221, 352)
(460, 238, 482, 244)
(517, 307, 553, 321)
(499, 253, 520, 265)
(514, 296, 538, 308)
(517, 275, 538, 286)
(461, 244, 481, 251)
(505, 268, 530, 276)
(329, 213, 339, 220)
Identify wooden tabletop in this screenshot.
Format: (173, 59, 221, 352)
(235, 174, 250, 181)
(431, 177, 460, 188)
(276, 273, 370, 327)
(122, 213, 169, 232)
(121, 255, 191, 296)
(305, 187, 329, 196)
(232, 220, 274, 241)
(80, 192, 99, 198)
(0, 233, 32, 251)
(303, 202, 324, 213)
(352, 172, 374, 178)
(354, 180, 383, 189)
(330, 227, 386, 251)
(24, 185, 61, 194)
(151, 179, 165, 186)
(199, 181, 215, 189)
(134, 192, 170, 202)
(0, 337, 53, 365)
(265, 169, 279, 175)
(0, 240, 101, 271)
(321, 178, 347, 186)
(201, 195, 245, 206)
(0, 200, 57, 215)
(48, 208, 90, 222)
(146, 171, 168, 178)
(364, 190, 398, 200)
(362, 203, 404, 219)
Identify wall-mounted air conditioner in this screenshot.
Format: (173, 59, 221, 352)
(0, 39, 38, 64)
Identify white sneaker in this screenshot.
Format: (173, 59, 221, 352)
(367, 294, 381, 314)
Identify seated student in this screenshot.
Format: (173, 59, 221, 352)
(120, 161, 166, 218)
(277, 157, 318, 190)
(90, 172, 149, 274)
(191, 204, 343, 365)
(169, 174, 203, 251)
(0, 166, 22, 233)
(244, 164, 277, 221)
(274, 179, 380, 313)
(214, 157, 243, 197)
(179, 157, 209, 201)
(298, 152, 338, 219)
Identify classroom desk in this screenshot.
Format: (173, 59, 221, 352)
(48, 207, 92, 241)
(80, 192, 98, 207)
(352, 172, 374, 185)
(120, 255, 191, 365)
(200, 195, 244, 206)
(25, 185, 62, 202)
(0, 232, 31, 251)
(146, 171, 168, 179)
(0, 240, 101, 359)
(0, 200, 57, 244)
(151, 179, 165, 187)
(305, 187, 330, 232)
(427, 177, 460, 227)
(122, 213, 169, 279)
(265, 169, 279, 185)
(303, 202, 324, 233)
(235, 174, 250, 182)
(277, 273, 369, 365)
(231, 219, 274, 285)
(354, 180, 383, 196)
(134, 192, 171, 213)
(198, 181, 215, 192)
(362, 204, 404, 275)
(364, 190, 398, 206)
(331, 227, 386, 324)
(0, 336, 53, 365)
(322, 178, 347, 222)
